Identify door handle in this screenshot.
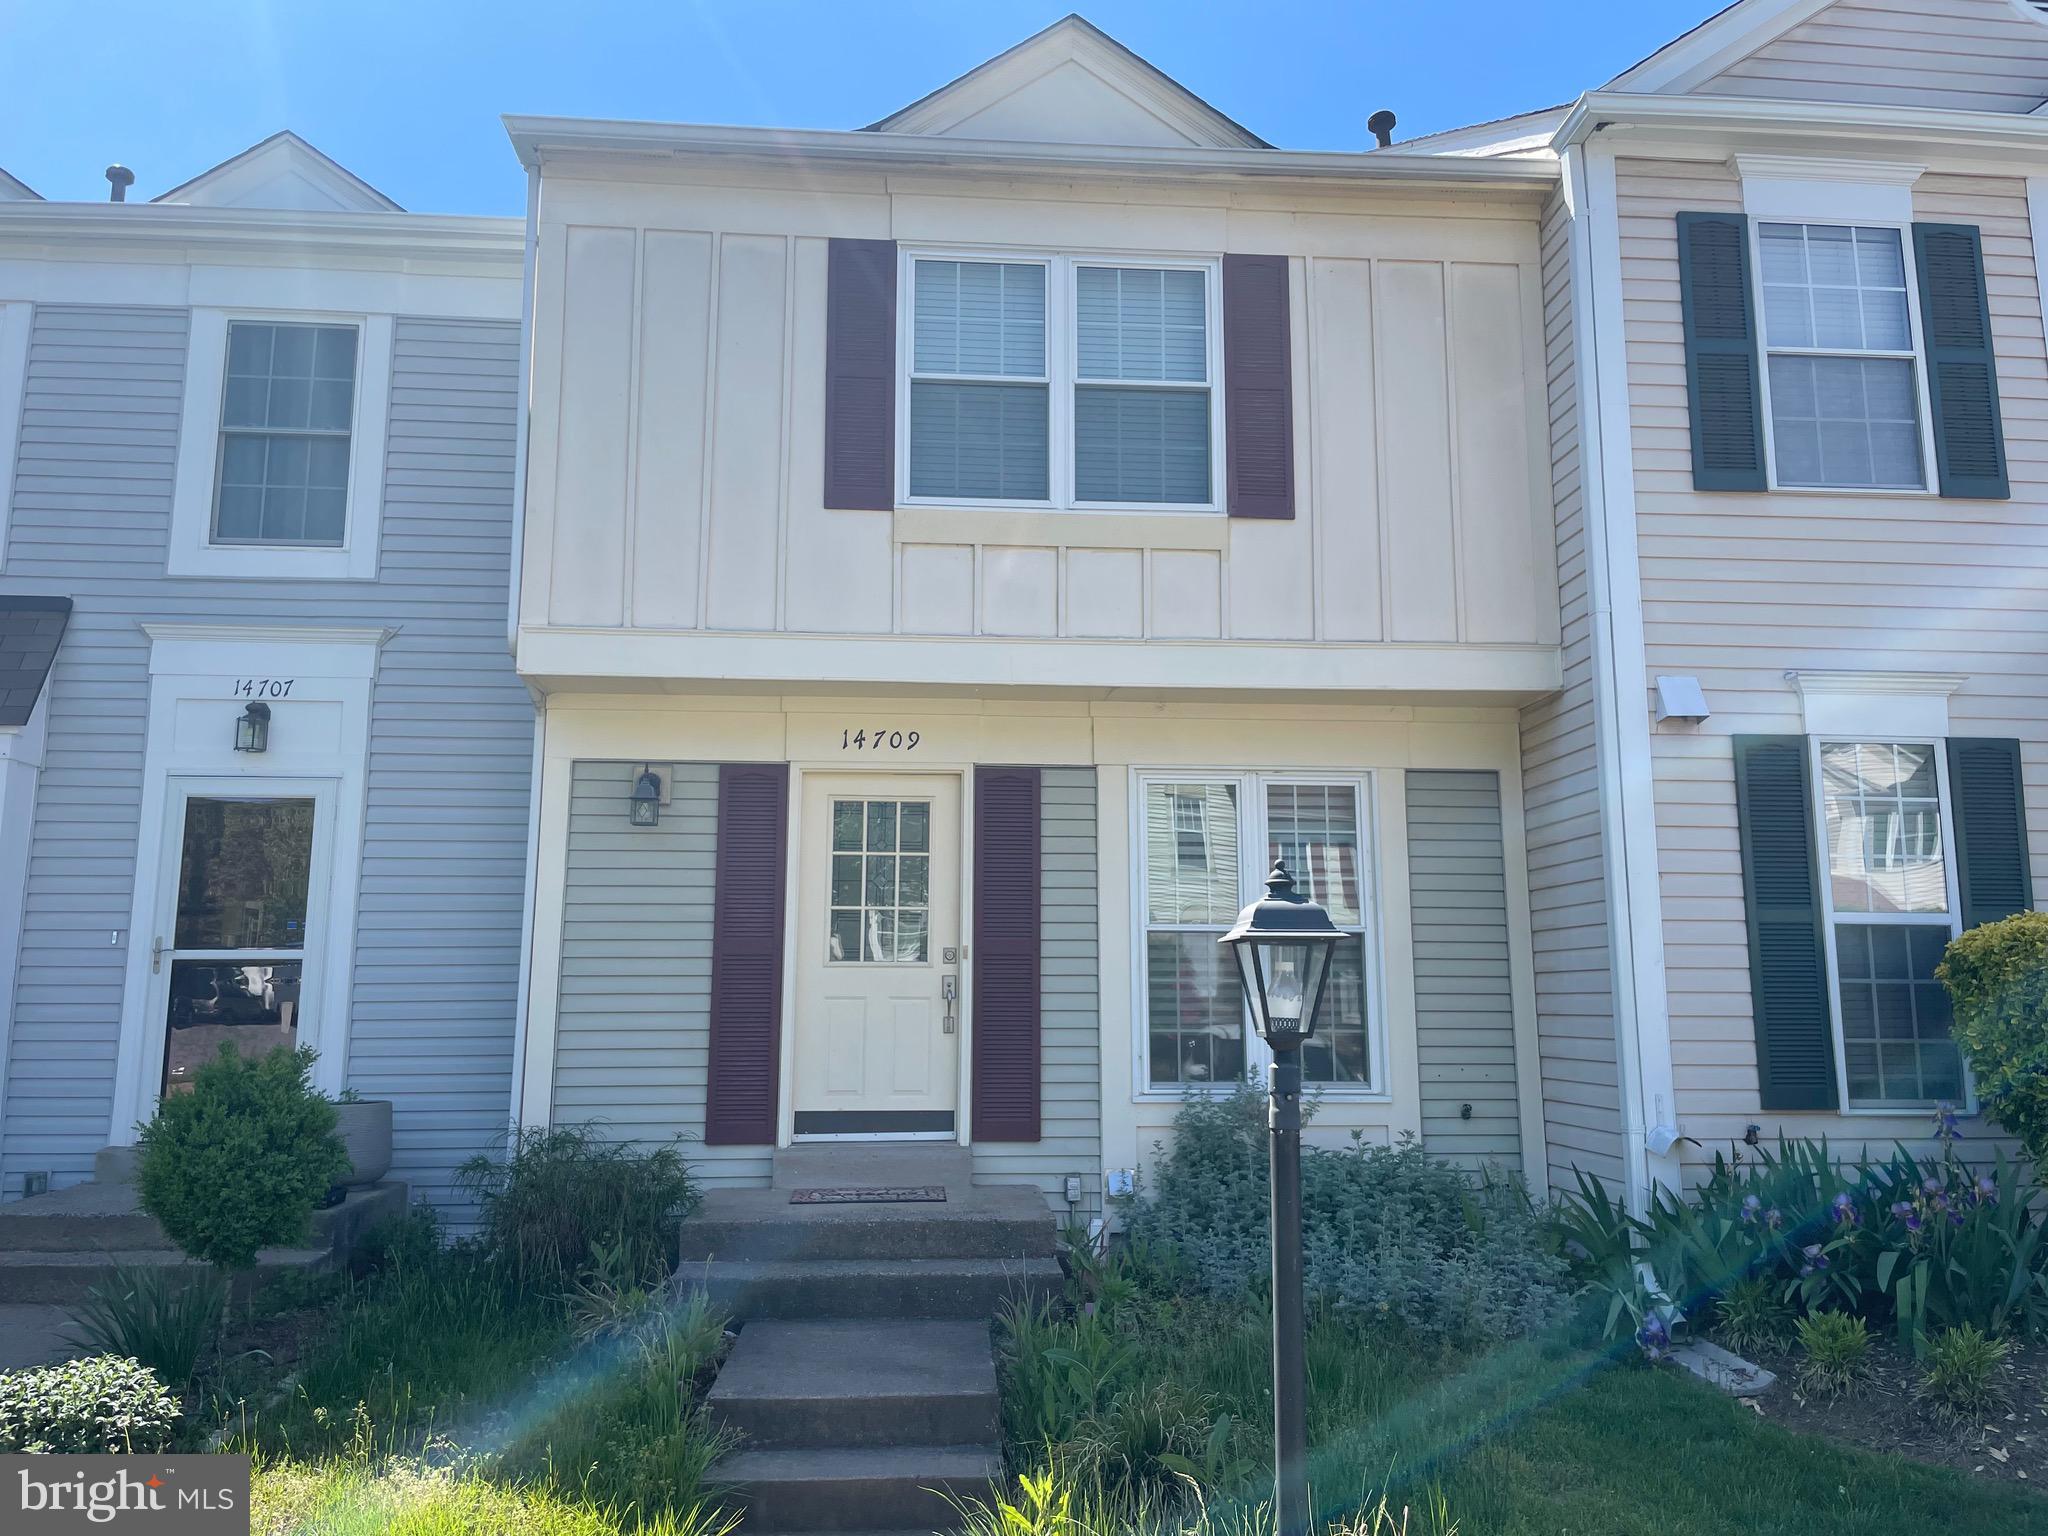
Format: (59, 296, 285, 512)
(151, 936, 164, 975)
(941, 973, 958, 1034)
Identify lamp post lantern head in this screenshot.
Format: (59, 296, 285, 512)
(629, 769, 662, 827)
(1220, 857, 1343, 1052)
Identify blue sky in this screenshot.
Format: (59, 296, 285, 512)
(3, 0, 1708, 214)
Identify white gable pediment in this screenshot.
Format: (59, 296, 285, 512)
(867, 15, 1267, 149)
(152, 132, 401, 213)
(0, 166, 40, 201)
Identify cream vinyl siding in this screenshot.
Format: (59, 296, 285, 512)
(1520, 191, 1624, 1193)
(1695, 0, 2048, 113)
(1617, 156, 2048, 1169)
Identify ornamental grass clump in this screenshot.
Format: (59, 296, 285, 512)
(1713, 1275, 1792, 1357)
(136, 1044, 349, 1272)
(1794, 1310, 1872, 1398)
(1916, 1323, 2009, 1417)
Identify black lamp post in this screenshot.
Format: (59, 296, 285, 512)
(1221, 857, 1343, 1536)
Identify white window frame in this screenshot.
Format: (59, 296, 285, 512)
(896, 248, 1226, 515)
(1130, 768, 1387, 1101)
(1807, 737, 1976, 1115)
(168, 307, 392, 580)
(1746, 218, 1941, 496)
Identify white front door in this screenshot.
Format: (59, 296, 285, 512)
(793, 774, 961, 1137)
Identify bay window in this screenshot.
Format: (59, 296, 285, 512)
(1138, 773, 1375, 1091)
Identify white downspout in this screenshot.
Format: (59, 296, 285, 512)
(1562, 136, 1682, 1216)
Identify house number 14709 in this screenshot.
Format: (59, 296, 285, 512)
(232, 678, 295, 698)
(840, 728, 920, 751)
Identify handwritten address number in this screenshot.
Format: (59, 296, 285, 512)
(840, 728, 920, 752)
(232, 678, 296, 699)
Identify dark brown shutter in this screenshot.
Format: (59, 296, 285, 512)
(1733, 736, 1838, 1111)
(824, 238, 897, 511)
(1222, 253, 1294, 519)
(1948, 738, 2033, 930)
(705, 763, 789, 1145)
(1912, 224, 2010, 500)
(1677, 212, 1767, 492)
(973, 766, 1041, 1142)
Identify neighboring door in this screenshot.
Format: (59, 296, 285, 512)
(145, 782, 332, 1100)
(793, 775, 961, 1137)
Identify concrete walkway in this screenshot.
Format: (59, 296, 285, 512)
(0, 1303, 82, 1371)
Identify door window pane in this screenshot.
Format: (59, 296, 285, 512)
(173, 798, 316, 950)
(827, 798, 931, 964)
(163, 960, 302, 1094)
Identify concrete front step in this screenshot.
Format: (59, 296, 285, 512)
(0, 1247, 333, 1305)
(771, 1144, 974, 1197)
(0, 1180, 406, 1255)
(719, 1443, 1000, 1532)
(683, 1257, 1057, 1321)
(680, 1185, 1054, 1264)
(709, 1319, 998, 1449)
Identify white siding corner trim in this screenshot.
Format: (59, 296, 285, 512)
(106, 624, 388, 1140)
(0, 302, 31, 573)
(167, 309, 394, 582)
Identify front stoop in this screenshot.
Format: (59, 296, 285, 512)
(689, 1149, 1052, 1536)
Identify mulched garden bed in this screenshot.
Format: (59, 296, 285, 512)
(1730, 1331, 2048, 1492)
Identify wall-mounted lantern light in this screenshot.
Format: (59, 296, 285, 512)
(630, 769, 662, 827)
(234, 701, 271, 754)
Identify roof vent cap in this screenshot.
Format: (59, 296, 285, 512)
(1367, 110, 1397, 148)
(104, 164, 135, 202)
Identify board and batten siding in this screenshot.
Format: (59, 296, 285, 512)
(1694, 0, 2048, 114)
(1406, 770, 1522, 1175)
(552, 761, 773, 1186)
(523, 177, 1558, 652)
(1519, 191, 1624, 1193)
(974, 765, 1102, 1216)
(1618, 157, 2048, 1168)
(0, 305, 531, 1208)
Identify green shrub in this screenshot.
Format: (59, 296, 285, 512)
(0, 1355, 180, 1452)
(67, 1264, 226, 1387)
(1713, 1275, 1791, 1357)
(136, 1045, 348, 1270)
(1940, 911, 2048, 1165)
(1916, 1323, 2008, 1416)
(1794, 1311, 1871, 1398)
(1124, 1086, 1570, 1346)
(458, 1124, 699, 1289)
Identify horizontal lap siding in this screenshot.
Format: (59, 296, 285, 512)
(1521, 191, 1623, 1194)
(0, 305, 530, 1207)
(974, 766, 1101, 1217)
(1697, 0, 2048, 112)
(1407, 771, 1521, 1176)
(1620, 161, 2045, 1172)
(348, 319, 532, 1217)
(553, 762, 770, 1188)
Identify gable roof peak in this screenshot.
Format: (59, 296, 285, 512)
(864, 12, 1270, 150)
(151, 130, 402, 213)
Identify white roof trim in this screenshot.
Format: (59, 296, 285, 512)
(1555, 90, 2048, 164)
(503, 116, 1558, 190)
(0, 166, 40, 202)
(1389, 106, 1569, 159)
(864, 14, 1268, 149)
(152, 131, 402, 213)
(0, 202, 521, 268)
(1605, 0, 1836, 96)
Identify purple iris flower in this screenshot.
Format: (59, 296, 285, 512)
(1741, 1194, 1762, 1225)
(1831, 1192, 1859, 1227)
(1637, 1313, 1671, 1362)
(1922, 1174, 1945, 1196)
(1892, 1200, 1923, 1233)
(1975, 1175, 1998, 1206)
(1798, 1243, 1829, 1277)
(1935, 1104, 1961, 1143)
(1765, 1207, 1784, 1231)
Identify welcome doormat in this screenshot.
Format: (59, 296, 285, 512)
(789, 1186, 947, 1204)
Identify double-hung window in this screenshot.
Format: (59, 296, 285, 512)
(1138, 774, 1375, 1092)
(904, 254, 1219, 510)
(215, 321, 360, 546)
(1756, 223, 1930, 491)
(1813, 740, 1966, 1109)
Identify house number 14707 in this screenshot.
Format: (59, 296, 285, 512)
(840, 728, 920, 751)
(232, 678, 296, 698)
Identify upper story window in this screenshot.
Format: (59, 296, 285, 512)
(1756, 223, 1930, 492)
(168, 310, 393, 582)
(902, 253, 1220, 511)
(215, 322, 358, 547)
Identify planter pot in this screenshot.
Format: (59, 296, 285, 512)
(334, 1099, 393, 1187)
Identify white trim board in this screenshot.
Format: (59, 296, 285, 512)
(0, 301, 29, 571)
(1788, 670, 1965, 740)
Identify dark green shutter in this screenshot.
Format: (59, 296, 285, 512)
(1678, 211, 1766, 492)
(1948, 738, 2033, 930)
(1733, 736, 1837, 1111)
(1912, 223, 2009, 500)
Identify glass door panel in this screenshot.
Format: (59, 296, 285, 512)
(162, 796, 315, 1094)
